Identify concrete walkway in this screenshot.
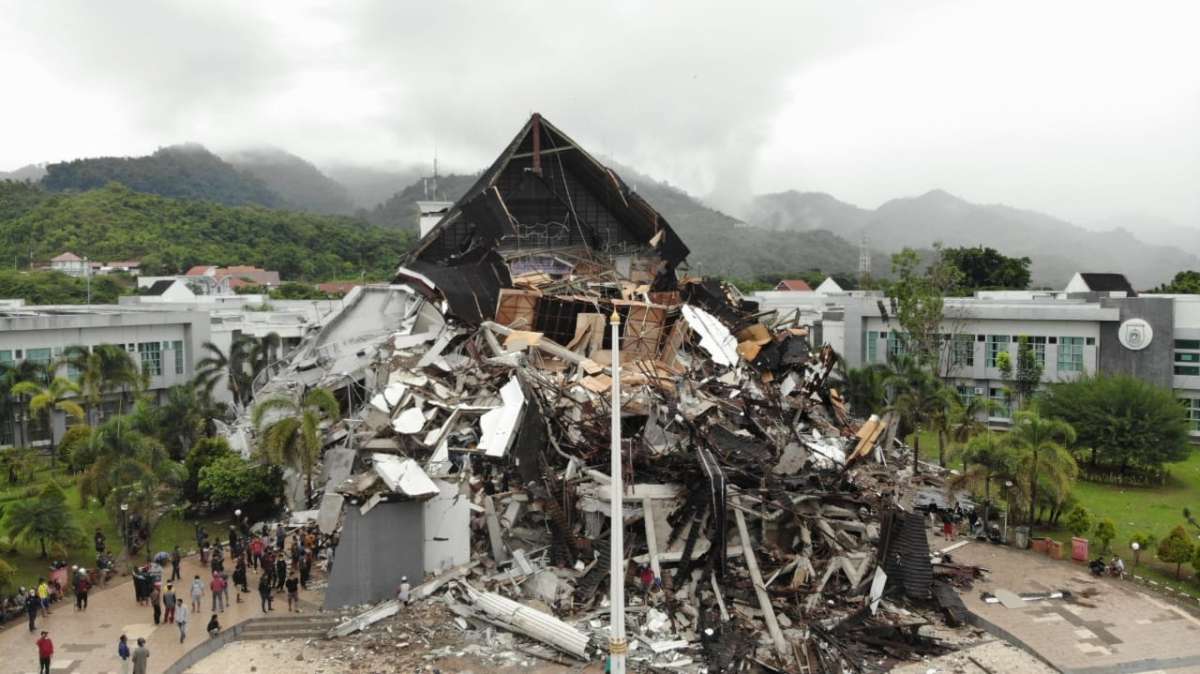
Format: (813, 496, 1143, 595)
(0, 554, 322, 674)
(954, 541, 1200, 674)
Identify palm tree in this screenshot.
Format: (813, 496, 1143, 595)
(12, 377, 86, 461)
(1, 360, 53, 447)
(842, 364, 889, 417)
(155, 385, 207, 459)
(194, 337, 257, 409)
(949, 433, 1017, 529)
(3, 481, 81, 558)
(886, 355, 956, 473)
(1005, 410, 1077, 527)
(948, 395, 995, 447)
(59, 344, 144, 419)
(253, 387, 339, 504)
(248, 332, 283, 383)
(75, 414, 186, 556)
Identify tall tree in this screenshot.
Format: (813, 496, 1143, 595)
(842, 364, 889, 417)
(949, 432, 1017, 530)
(1038, 374, 1190, 480)
(252, 387, 339, 504)
(886, 246, 962, 369)
(59, 344, 144, 421)
(997, 336, 1043, 409)
(942, 246, 1031, 290)
(1006, 410, 1077, 527)
(886, 355, 955, 473)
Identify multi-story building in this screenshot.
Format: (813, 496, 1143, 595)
(754, 273, 1200, 435)
(0, 305, 210, 447)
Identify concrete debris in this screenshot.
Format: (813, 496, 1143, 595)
(236, 113, 987, 673)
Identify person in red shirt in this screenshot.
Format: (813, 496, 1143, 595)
(36, 630, 53, 674)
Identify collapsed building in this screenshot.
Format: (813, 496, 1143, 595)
(237, 114, 972, 673)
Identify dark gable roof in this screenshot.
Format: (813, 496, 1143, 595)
(1080, 273, 1135, 294)
(408, 113, 689, 268)
(144, 279, 176, 296)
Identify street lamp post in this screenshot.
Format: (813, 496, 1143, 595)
(119, 503, 129, 554)
(608, 310, 627, 674)
(1002, 481, 1014, 545)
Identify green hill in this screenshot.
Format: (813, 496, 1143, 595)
(41, 144, 283, 208)
(225, 148, 353, 214)
(0, 181, 411, 281)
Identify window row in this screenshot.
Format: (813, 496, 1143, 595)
(864, 331, 1091, 372)
(0, 341, 185, 378)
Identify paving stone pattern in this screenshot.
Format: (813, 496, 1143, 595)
(954, 539, 1200, 674)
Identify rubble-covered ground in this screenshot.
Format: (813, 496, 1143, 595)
(226, 114, 1014, 673)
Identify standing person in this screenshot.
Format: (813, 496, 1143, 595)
(131, 638, 149, 674)
(189, 575, 204, 613)
(170, 546, 182, 582)
(36, 630, 53, 674)
(232, 560, 247, 603)
(25, 590, 39, 632)
(196, 526, 208, 564)
(299, 552, 311, 590)
(36, 578, 50, 617)
(249, 535, 263, 570)
(220, 571, 230, 608)
(75, 572, 91, 610)
(117, 634, 131, 674)
(149, 582, 162, 625)
(274, 523, 285, 550)
(175, 600, 189, 643)
(285, 572, 300, 612)
(257, 573, 272, 613)
(94, 527, 106, 554)
(274, 555, 287, 591)
(210, 572, 225, 613)
(162, 584, 176, 624)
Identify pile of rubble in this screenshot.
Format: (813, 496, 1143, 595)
(239, 114, 973, 673)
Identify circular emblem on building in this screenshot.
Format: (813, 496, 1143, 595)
(1118, 318, 1153, 351)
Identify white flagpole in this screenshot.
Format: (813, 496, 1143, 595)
(608, 309, 626, 674)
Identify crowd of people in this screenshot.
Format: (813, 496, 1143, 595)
(10, 518, 334, 674)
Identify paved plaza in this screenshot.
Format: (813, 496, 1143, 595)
(0, 554, 320, 674)
(954, 540, 1200, 674)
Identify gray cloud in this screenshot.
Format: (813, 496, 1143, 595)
(1, 1, 1196, 226)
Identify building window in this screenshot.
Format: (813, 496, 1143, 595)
(1023, 336, 1047, 367)
(25, 348, 51, 366)
(0, 417, 12, 446)
(989, 387, 1011, 419)
(986, 335, 1009, 368)
(956, 384, 976, 406)
(0, 350, 12, 366)
(950, 334, 974, 368)
(887, 331, 907, 360)
(137, 342, 162, 376)
(1182, 398, 1200, 433)
(1058, 337, 1084, 372)
(173, 340, 184, 375)
(1175, 340, 1200, 376)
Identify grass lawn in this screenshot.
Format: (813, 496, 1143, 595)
(1033, 450, 1200, 595)
(1, 468, 232, 591)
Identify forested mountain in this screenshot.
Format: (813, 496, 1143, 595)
(747, 189, 1198, 288)
(324, 164, 426, 211)
(41, 144, 283, 208)
(225, 148, 353, 214)
(0, 181, 410, 281)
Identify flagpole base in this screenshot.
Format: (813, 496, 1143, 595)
(608, 637, 628, 674)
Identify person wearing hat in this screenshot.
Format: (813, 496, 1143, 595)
(36, 630, 53, 674)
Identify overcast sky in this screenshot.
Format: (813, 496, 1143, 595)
(2, 1, 1197, 227)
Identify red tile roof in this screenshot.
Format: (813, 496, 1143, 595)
(775, 279, 812, 291)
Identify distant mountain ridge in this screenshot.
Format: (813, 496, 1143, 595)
(225, 147, 353, 214)
(747, 189, 1197, 288)
(41, 144, 283, 208)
